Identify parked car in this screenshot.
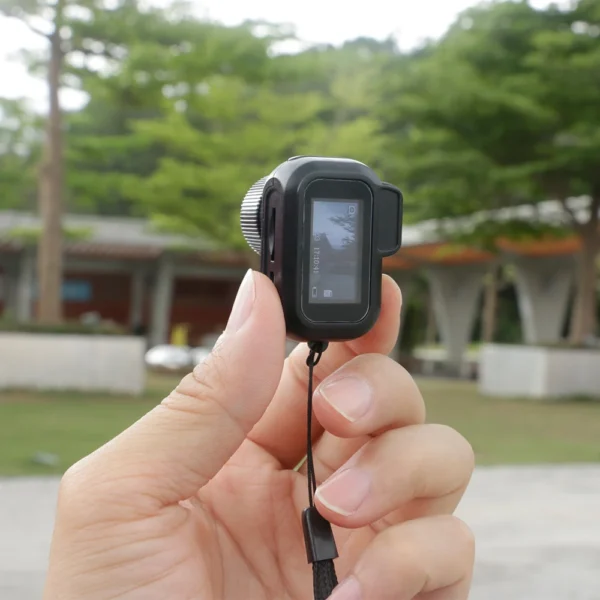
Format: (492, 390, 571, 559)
(145, 345, 211, 371)
(145, 337, 299, 372)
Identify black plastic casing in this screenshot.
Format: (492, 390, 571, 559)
(258, 156, 403, 342)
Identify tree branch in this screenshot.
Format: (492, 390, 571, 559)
(559, 197, 580, 228)
(591, 194, 600, 228)
(24, 20, 49, 38)
(0, 9, 50, 38)
(73, 47, 117, 59)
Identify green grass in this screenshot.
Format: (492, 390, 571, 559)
(0, 374, 598, 476)
(0, 373, 178, 477)
(421, 378, 600, 465)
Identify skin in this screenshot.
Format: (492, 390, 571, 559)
(44, 273, 475, 600)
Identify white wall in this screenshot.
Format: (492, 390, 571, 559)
(0, 333, 146, 395)
(479, 344, 600, 399)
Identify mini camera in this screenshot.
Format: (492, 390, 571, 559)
(240, 156, 403, 342)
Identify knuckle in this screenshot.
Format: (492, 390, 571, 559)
(58, 462, 82, 501)
(192, 344, 229, 397)
(402, 370, 427, 423)
(342, 351, 391, 373)
(432, 424, 475, 472)
(380, 527, 428, 581)
(172, 354, 226, 414)
(164, 347, 247, 433)
(363, 354, 427, 424)
(448, 515, 476, 558)
(56, 456, 96, 520)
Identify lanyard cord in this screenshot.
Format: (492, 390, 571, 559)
(302, 341, 339, 600)
(305, 342, 320, 508)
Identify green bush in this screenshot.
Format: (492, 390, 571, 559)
(7, 226, 93, 244)
(0, 319, 126, 336)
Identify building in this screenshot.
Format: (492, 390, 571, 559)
(0, 200, 594, 367)
(0, 211, 249, 347)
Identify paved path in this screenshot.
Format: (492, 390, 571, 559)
(1, 465, 600, 599)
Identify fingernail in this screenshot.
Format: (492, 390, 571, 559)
(226, 270, 255, 333)
(315, 468, 371, 516)
(318, 376, 373, 422)
(330, 577, 362, 600)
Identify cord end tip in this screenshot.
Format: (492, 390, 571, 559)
(302, 506, 339, 564)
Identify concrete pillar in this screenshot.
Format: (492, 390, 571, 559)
(425, 265, 487, 372)
(388, 270, 415, 360)
(129, 269, 146, 329)
(15, 250, 35, 323)
(512, 256, 574, 344)
(1, 262, 18, 319)
(149, 257, 174, 347)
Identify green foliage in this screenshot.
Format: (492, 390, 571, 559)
(3, 0, 598, 259)
(0, 98, 40, 210)
(120, 83, 325, 246)
(377, 0, 600, 339)
(0, 317, 125, 335)
(0, 1, 394, 243)
(6, 225, 93, 243)
(99, 35, 393, 246)
(380, 0, 600, 225)
(65, 11, 281, 219)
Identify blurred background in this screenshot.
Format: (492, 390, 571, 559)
(0, 0, 599, 598)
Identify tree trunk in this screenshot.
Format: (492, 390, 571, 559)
(569, 199, 599, 345)
(36, 26, 64, 324)
(481, 265, 499, 343)
(424, 289, 437, 345)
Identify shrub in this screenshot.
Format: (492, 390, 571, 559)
(0, 319, 126, 336)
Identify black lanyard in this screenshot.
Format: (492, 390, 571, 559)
(302, 341, 339, 599)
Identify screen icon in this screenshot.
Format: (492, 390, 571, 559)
(348, 205, 357, 216)
(312, 287, 318, 298)
(324, 290, 333, 298)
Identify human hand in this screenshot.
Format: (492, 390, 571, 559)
(44, 271, 475, 600)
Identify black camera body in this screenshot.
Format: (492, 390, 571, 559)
(241, 156, 403, 342)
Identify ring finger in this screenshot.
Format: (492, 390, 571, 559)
(300, 423, 474, 530)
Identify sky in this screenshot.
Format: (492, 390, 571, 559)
(0, 0, 556, 111)
(313, 200, 359, 249)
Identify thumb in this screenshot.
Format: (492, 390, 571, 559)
(72, 270, 286, 510)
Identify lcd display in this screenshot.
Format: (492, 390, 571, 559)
(308, 198, 363, 304)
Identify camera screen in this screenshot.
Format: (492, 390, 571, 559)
(308, 198, 363, 304)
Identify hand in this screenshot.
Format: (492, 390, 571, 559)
(44, 272, 475, 600)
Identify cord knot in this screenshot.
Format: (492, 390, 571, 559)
(306, 341, 329, 367)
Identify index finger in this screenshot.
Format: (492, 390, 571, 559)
(247, 275, 402, 468)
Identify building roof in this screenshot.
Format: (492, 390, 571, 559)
(400, 195, 592, 246)
(0, 196, 592, 266)
(0, 210, 215, 249)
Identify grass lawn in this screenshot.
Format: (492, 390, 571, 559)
(0, 373, 598, 476)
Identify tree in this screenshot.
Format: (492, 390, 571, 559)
(113, 35, 395, 247)
(65, 10, 275, 217)
(0, 98, 41, 210)
(0, 0, 179, 322)
(272, 38, 397, 170)
(0, 0, 65, 322)
(380, 0, 600, 343)
(121, 77, 326, 247)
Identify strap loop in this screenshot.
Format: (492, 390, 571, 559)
(303, 341, 338, 599)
